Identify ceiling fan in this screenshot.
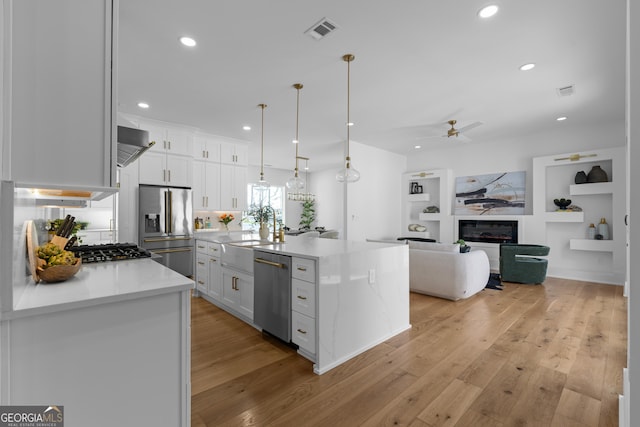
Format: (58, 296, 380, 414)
(444, 120, 483, 141)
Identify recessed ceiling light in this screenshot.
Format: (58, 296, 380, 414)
(478, 5, 499, 18)
(179, 36, 196, 47)
(292, 139, 299, 144)
(519, 63, 536, 71)
(137, 102, 149, 109)
(414, 145, 422, 149)
(242, 125, 251, 131)
(347, 122, 354, 126)
(556, 116, 568, 121)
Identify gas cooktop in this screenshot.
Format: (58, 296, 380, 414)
(71, 243, 152, 263)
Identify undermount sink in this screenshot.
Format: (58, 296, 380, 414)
(227, 240, 265, 248)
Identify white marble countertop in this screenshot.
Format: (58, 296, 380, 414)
(252, 236, 403, 259)
(6, 259, 194, 320)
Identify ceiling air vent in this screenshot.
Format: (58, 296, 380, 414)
(304, 18, 339, 40)
(556, 84, 575, 97)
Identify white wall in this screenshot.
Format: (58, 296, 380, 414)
(628, 0, 639, 424)
(336, 141, 406, 241)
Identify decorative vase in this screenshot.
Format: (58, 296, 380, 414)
(259, 223, 270, 239)
(587, 165, 608, 183)
(597, 217, 609, 240)
(574, 170, 587, 184)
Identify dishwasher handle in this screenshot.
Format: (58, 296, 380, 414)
(254, 257, 287, 269)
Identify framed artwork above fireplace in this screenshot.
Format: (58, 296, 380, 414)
(455, 171, 526, 215)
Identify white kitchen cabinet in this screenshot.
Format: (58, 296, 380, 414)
(220, 164, 247, 210)
(193, 161, 220, 210)
(9, 0, 116, 188)
(208, 253, 222, 300)
(139, 151, 192, 187)
(193, 135, 221, 162)
(145, 123, 193, 157)
(291, 256, 317, 359)
(195, 253, 209, 294)
(221, 267, 254, 321)
(195, 241, 222, 301)
(220, 142, 249, 166)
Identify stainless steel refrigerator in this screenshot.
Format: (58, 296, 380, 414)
(138, 184, 193, 277)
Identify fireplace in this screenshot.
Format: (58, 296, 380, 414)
(458, 219, 518, 244)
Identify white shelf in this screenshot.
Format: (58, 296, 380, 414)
(407, 193, 430, 202)
(569, 239, 614, 252)
(544, 211, 585, 222)
(403, 230, 431, 239)
(418, 213, 442, 221)
(569, 182, 614, 195)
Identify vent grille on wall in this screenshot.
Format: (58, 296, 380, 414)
(304, 18, 338, 40)
(556, 84, 575, 97)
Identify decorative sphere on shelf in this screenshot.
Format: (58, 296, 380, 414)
(553, 198, 572, 210)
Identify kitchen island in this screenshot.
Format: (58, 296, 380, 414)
(1, 258, 194, 427)
(256, 237, 410, 374)
(194, 233, 410, 375)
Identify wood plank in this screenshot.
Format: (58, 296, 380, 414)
(189, 277, 627, 427)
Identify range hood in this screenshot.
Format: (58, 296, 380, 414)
(117, 126, 155, 168)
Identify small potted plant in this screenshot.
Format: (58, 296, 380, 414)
(245, 205, 274, 239)
(455, 239, 471, 253)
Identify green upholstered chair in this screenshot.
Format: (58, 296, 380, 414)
(499, 244, 550, 284)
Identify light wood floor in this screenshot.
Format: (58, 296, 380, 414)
(191, 277, 627, 427)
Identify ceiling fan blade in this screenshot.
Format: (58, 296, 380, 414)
(457, 121, 484, 134)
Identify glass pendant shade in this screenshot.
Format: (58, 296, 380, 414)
(336, 157, 360, 183)
(286, 174, 305, 190)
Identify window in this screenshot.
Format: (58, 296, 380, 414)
(244, 184, 285, 230)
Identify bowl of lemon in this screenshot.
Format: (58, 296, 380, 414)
(36, 242, 81, 283)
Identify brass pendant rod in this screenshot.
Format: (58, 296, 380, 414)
(293, 83, 303, 177)
(343, 54, 355, 167)
(258, 103, 267, 180)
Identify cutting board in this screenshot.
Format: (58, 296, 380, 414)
(26, 220, 39, 283)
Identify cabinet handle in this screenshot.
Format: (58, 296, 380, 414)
(202, 150, 206, 158)
(168, 170, 171, 182)
(197, 245, 206, 249)
(198, 280, 205, 285)
(210, 258, 217, 263)
(297, 328, 307, 334)
(232, 276, 238, 290)
(297, 295, 307, 300)
(206, 196, 209, 207)
(198, 261, 205, 265)
(163, 169, 166, 182)
(297, 266, 307, 272)
(206, 150, 209, 159)
(168, 140, 171, 150)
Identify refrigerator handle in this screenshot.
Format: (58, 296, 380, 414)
(164, 191, 170, 234)
(168, 190, 173, 234)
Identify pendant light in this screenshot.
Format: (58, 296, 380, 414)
(256, 103, 270, 193)
(286, 83, 305, 192)
(336, 54, 360, 183)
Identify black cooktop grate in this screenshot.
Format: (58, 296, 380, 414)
(71, 243, 152, 263)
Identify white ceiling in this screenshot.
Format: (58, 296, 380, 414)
(117, 0, 627, 172)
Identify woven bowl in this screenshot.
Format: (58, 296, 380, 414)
(37, 259, 82, 283)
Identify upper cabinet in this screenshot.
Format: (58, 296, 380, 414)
(145, 124, 193, 157)
(8, 0, 116, 188)
(193, 135, 221, 163)
(220, 142, 248, 166)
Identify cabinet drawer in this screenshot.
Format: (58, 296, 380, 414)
(195, 240, 208, 255)
(195, 254, 208, 291)
(292, 257, 316, 283)
(292, 278, 315, 318)
(208, 242, 221, 257)
(292, 311, 316, 355)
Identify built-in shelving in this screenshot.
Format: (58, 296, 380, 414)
(569, 182, 614, 196)
(544, 211, 585, 223)
(569, 239, 615, 252)
(402, 169, 453, 242)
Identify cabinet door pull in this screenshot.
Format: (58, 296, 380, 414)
(168, 170, 171, 182)
(197, 245, 206, 249)
(202, 150, 206, 159)
(168, 140, 171, 150)
(198, 261, 205, 265)
(198, 280, 205, 285)
(297, 266, 307, 272)
(210, 258, 217, 263)
(297, 295, 307, 300)
(297, 328, 307, 334)
(163, 169, 166, 182)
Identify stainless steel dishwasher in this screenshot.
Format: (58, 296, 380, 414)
(253, 250, 292, 343)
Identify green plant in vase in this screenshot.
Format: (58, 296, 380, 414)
(299, 199, 316, 230)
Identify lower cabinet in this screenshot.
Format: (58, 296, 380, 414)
(221, 267, 254, 321)
(291, 257, 317, 359)
(195, 241, 222, 301)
